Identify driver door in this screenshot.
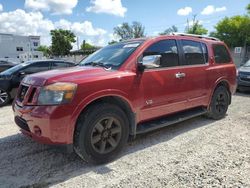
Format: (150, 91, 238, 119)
(138, 39, 189, 121)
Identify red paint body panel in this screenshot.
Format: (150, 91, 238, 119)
(13, 35, 237, 145)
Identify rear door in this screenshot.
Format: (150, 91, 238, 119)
(178, 39, 208, 108)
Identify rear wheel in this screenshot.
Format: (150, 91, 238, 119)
(74, 103, 129, 164)
(206, 86, 230, 120)
(0, 88, 10, 107)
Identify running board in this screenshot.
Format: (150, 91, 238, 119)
(136, 107, 207, 134)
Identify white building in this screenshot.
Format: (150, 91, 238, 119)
(0, 33, 43, 62)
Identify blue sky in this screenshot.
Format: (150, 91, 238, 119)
(0, 0, 248, 48)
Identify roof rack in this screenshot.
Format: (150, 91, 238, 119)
(170, 32, 220, 41)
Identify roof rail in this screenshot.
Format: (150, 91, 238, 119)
(170, 32, 220, 41)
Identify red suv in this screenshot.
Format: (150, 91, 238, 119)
(13, 34, 236, 163)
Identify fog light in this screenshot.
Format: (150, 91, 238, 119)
(34, 126, 42, 136)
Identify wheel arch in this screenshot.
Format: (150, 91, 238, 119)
(71, 95, 137, 144)
(210, 79, 231, 106)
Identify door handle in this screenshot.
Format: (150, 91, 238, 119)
(175, 72, 186, 79)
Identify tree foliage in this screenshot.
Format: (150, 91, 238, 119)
(81, 41, 94, 50)
(247, 3, 250, 14)
(210, 15, 250, 47)
(114, 21, 145, 40)
(50, 29, 76, 56)
(108, 40, 118, 45)
(185, 15, 208, 35)
(37, 45, 51, 57)
(159, 25, 178, 35)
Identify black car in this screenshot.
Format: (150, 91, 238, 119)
(0, 60, 76, 106)
(237, 59, 250, 91)
(0, 60, 17, 73)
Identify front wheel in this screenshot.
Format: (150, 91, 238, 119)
(74, 103, 129, 164)
(0, 88, 10, 107)
(206, 86, 230, 120)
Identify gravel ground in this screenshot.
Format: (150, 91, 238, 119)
(0, 92, 249, 188)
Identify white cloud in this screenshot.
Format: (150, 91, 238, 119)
(0, 9, 54, 45)
(0, 9, 108, 47)
(201, 5, 227, 15)
(177, 7, 192, 16)
(25, 0, 78, 15)
(55, 19, 107, 47)
(0, 4, 3, 12)
(86, 0, 127, 17)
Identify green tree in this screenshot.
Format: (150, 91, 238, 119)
(81, 41, 94, 50)
(210, 15, 250, 47)
(108, 40, 118, 45)
(114, 21, 145, 40)
(159, 25, 178, 35)
(185, 15, 208, 35)
(50, 29, 76, 56)
(37, 45, 51, 57)
(247, 3, 250, 14)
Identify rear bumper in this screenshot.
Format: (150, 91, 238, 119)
(13, 102, 76, 145)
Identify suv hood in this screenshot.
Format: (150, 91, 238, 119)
(22, 66, 123, 86)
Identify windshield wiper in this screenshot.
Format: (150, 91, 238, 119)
(84, 61, 111, 69)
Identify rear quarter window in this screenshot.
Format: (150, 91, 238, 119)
(213, 44, 231, 64)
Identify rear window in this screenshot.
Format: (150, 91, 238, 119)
(213, 44, 231, 64)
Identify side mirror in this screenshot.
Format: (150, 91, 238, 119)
(138, 55, 161, 71)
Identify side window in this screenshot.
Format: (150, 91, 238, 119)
(144, 40, 179, 68)
(22, 62, 50, 74)
(52, 62, 69, 69)
(181, 40, 205, 65)
(213, 45, 231, 64)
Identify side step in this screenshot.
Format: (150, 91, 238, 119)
(136, 107, 207, 134)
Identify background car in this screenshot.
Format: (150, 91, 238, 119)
(0, 60, 76, 106)
(0, 60, 18, 73)
(237, 59, 250, 91)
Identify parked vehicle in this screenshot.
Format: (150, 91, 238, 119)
(0, 60, 76, 106)
(237, 59, 250, 91)
(13, 34, 237, 164)
(0, 60, 18, 73)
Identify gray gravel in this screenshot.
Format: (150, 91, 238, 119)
(0, 93, 249, 188)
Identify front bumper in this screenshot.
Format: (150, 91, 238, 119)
(13, 102, 75, 145)
(237, 77, 250, 88)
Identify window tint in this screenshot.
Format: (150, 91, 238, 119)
(201, 43, 208, 63)
(52, 62, 69, 69)
(213, 45, 231, 64)
(144, 40, 179, 68)
(181, 40, 205, 65)
(22, 62, 50, 74)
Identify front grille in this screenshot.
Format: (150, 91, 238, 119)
(15, 116, 30, 132)
(18, 85, 29, 102)
(240, 77, 250, 82)
(28, 88, 37, 103)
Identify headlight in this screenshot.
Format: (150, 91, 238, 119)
(38, 82, 77, 105)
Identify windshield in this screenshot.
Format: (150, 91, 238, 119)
(243, 59, 250, 67)
(79, 41, 144, 69)
(0, 61, 32, 75)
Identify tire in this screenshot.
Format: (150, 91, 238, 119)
(206, 86, 230, 120)
(74, 103, 129, 164)
(0, 88, 10, 107)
